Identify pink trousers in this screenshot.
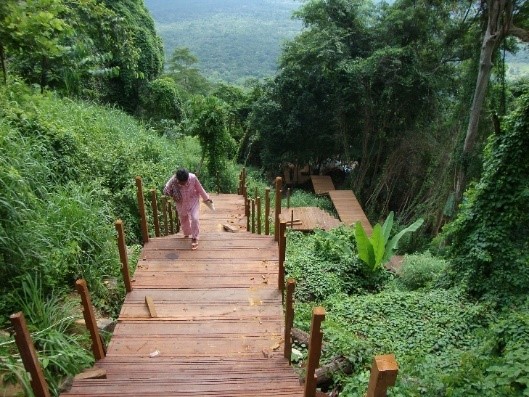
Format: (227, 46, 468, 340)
(178, 204, 201, 240)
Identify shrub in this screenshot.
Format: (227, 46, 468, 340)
(397, 252, 448, 291)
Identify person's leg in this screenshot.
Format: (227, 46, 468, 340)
(179, 212, 192, 237)
(190, 204, 200, 248)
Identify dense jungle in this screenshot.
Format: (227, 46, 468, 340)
(1, 0, 528, 396)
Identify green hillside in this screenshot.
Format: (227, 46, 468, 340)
(144, 0, 302, 83)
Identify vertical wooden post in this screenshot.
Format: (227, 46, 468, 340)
(114, 219, 132, 293)
(251, 199, 255, 233)
(265, 188, 270, 235)
(278, 221, 287, 291)
(287, 187, 291, 209)
(150, 189, 160, 237)
(241, 167, 246, 195)
(291, 210, 294, 229)
(9, 312, 51, 397)
(168, 202, 175, 234)
(274, 177, 282, 242)
(135, 176, 149, 244)
(75, 280, 106, 361)
(256, 196, 262, 235)
(246, 198, 251, 231)
(366, 354, 399, 397)
(304, 307, 326, 397)
(161, 196, 168, 236)
(284, 279, 296, 363)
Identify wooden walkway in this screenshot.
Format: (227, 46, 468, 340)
(63, 194, 304, 396)
(310, 175, 372, 233)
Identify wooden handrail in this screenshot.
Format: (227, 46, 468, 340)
(10, 312, 51, 397)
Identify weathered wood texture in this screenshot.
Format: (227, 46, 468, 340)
(328, 190, 373, 233)
(310, 175, 335, 195)
(62, 193, 303, 396)
(279, 207, 341, 232)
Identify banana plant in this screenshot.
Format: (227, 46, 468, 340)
(354, 212, 424, 271)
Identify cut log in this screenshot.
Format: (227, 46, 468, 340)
(315, 357, 352, 385)
(74, 367, 107, 380)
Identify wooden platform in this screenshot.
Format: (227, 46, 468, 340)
(279, 207, 341, 232)
(310, 175, 335, 195)
(62, 194, 304, 396)
(328, 190, 372, 234)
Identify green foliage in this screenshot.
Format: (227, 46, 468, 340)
(186, 95, 237, 192)
(355, 212, 424, 271)
(139, 77, 183, 122)
(1, 274, 93, 395)
(286, 228, 390, 302)
(441, 93, 529, 300)
(166, 47, 211, 96)
(396, 252, 448, 291)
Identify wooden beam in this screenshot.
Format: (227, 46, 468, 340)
(75, 280, 106, 360)
(10, 312, 50, 397)
(366, 354, 399, 397)
(114, 219, 132, 293)
(135, 176, 149, 244)
(304, 307, 325, 397)
(145, 296, 158, 318)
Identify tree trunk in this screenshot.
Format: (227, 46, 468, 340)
(455, 0, 511, 201)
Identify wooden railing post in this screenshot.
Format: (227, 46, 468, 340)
(246, 197, 251, 231)
(287, 187, 291, 208)
(9, 312, 51, 397)
(161, 196, 168, 236)
(114, 219, 132, 293)
(278, 221, 287, 291)
(366, 354, 399, 397)
(135, 176, 149, 244)
(304, 307, 325, 397)
(168, 201, 175, 234)
(256, 196, 261, 235)
(251, 199, 255, 233)
(75, 279, 106, 360)
(284, 279, 296, 363)
(265, 188, 270, 235)
(274, 177, 282, 242)
(150, 189, 160, 237)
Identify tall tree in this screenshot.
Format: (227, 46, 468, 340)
(456, 0, 529, 201)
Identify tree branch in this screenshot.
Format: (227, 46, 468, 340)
(508, 25, 529, 42)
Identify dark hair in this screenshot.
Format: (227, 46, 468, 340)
(176, 168, 189, 182)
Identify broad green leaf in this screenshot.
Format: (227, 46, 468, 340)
(355, 221, 375, 269)
(384, 218, 424, 263)
(381, 211, 394, 245)
(370, 224, 386, 269)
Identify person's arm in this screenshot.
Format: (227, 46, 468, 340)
(163, 175, 175, 197)
(194, 177, 210, 202)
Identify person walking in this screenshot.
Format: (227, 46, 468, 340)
(163, 168, 213, 250)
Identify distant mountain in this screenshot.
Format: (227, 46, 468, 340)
(144, 0, 303, 84)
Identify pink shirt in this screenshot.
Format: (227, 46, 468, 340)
(163, 173, 209, 214)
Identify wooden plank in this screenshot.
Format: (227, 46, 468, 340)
(310, 175, 335, 195)
(144, 296, 158, 318)
(279, 207, 341, 232)
(328, 190, 372, 233)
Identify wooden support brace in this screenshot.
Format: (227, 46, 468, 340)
(366, 354, 399, 397)
(10, 312, 51, 397)
(145, 296, 158, 318)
